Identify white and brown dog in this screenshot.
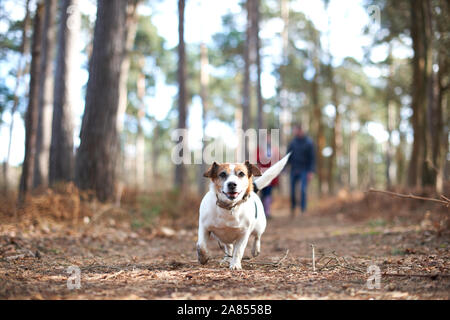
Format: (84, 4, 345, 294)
(197, 153, 290, 270)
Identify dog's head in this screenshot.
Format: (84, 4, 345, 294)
(204, 161, 262, 203)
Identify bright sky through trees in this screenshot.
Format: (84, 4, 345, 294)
(0, 0, 410, 164)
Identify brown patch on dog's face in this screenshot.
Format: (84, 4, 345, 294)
(203, 162, 219, 178)
(234, 164, 254, 196)
(245, 161, 262, 177)
(204, 163, 231, 193)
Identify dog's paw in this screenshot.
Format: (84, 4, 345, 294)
(220, 256, 232, 266)
(197, 244, 209, 265)
(229, 262, 242, 270)
(251, 247, 260, 258)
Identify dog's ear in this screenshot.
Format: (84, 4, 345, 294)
(204, 162, 219, 178)
(245, 161, 262, 177)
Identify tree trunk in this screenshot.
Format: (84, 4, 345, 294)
(136, 58, 146, 191)
(386, 100, 396, 188)
(117, 0, 139, 133)
(19, 3, 44, 203)
(311, 39, 325, 194)
(75, 0, 129, 202)
(253, 0, 263, 131)
(435, 46, 447, 194)
(422, 0, 436, 187)
(116, 0, 139, 195)
(434, 0, 449, 194)
(3, 0, 31, 192)
(327, 69, 340, 194)
(395, 103, 407, 186)
(151, 123, 160, 181)
(34, 0, 57, 189)
(279, 0, 290, 156)
(385, 47, 396, 189)
(50, 0, 80, 185)
(408, 0, 427, 188)
(325, 1, 340, 194)
(198, 42, 209, 195)
(349, 115, 358, 190)
(174, 0, 187, 189)
(242, 0, 252, 139)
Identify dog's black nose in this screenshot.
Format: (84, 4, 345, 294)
(227, 182, 237, 190)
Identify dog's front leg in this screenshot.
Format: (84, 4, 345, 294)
(230, 232, 251, 270)
(196, 226, 210, 265)
(220, 243, 233, 266)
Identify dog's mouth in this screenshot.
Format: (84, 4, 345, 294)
(223, 191, 240, 200)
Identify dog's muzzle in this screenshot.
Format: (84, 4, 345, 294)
(223, 191, 241, 200)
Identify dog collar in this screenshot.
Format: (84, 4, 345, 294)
(216, 192, 250, 211)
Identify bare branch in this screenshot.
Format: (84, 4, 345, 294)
(368, 189, 450, 207)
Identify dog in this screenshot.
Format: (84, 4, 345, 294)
(197, 153, 291, 270)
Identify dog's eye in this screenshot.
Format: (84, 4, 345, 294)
(238, 171, 246, 178)
(219, 172, 227, 179)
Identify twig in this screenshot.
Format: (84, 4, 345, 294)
(368, 189, 450, 207)
(338, 264, 365, 274)
(311, 244, 316, 272)
(6, 254, 26, 261)
(248, 249, 289, 266)
(316, 251, 365, 274)
(275, 249, 289, 266)
(318, 257, 337, 271)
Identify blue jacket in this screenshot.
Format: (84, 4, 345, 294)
(287, 136, 316, 174)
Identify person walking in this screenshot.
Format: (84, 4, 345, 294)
(287, 124, 315, 218)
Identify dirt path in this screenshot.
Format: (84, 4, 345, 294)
(0, 204, 449, 299)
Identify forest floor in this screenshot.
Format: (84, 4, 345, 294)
(0, 189, 449, 300)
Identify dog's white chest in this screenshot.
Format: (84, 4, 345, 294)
(208, 209, 249, 244)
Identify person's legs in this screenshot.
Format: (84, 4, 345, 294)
(261, 186, 273, 219)
(290, 173, 299, 217)
(300, 171, 309, 213)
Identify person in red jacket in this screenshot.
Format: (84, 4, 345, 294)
(256, 135, 280, 220)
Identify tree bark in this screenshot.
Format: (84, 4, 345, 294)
(174, 0, 187, 189)
(75, 0, 129, 201)
(3, 0, 31, 192)
(50, 0, 80, 185)
(34, 0, 57, 189)
(19, 3, 44, 203)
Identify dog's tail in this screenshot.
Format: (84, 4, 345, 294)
(253, 152, 291, 193)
